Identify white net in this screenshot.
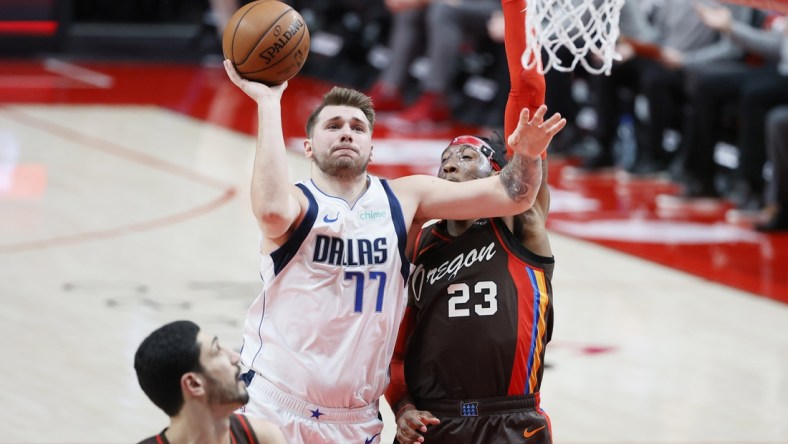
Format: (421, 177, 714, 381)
(522, 0, 626, 75)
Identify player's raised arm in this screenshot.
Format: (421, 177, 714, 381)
(392, 105, 564, 222)
(501, 105, 563, 199)
(224, 60, 305, 239)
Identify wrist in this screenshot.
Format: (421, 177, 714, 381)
(512, 152, 542, 164)
(394, 402, 416, 421)
(257, 96, 281, 106)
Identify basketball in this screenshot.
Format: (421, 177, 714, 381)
(222, 0, 310, 85)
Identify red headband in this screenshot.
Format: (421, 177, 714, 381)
(447, 136, 501, 171)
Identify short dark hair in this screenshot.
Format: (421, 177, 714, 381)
(134, 320, 202, 417)
(305, 86, 375, 138)
(479, 133, 508, 171)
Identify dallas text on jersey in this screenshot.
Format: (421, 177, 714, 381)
(312, 234, 388, 266)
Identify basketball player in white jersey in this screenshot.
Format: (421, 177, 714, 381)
(223, 59, 566, 443)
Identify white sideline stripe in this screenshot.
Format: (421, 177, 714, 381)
(43, 59, 114, 89)
(550, 219, 763, 244)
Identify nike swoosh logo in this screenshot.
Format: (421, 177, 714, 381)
(364, 432, 381, 444)
(323, 213, 339, 223)
(523, 425, 545, 438)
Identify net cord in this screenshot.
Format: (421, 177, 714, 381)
(522, 0, 626, 75)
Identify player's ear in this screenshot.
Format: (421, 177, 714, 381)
(181, 372, 206, 397)
(304, 139, 313, 158)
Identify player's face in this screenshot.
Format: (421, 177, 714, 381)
(439, 143, 493, 181)
(308, 105, 373, 179)
(196, 333, 248, 408)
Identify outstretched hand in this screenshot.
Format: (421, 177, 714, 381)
(395, 407, 440, 444)
(223, 59, 288, 102)
(507, 105, 566, 159)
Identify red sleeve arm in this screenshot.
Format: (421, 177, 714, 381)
(385, 306, 417, 410)
(502, 0, 547, 159)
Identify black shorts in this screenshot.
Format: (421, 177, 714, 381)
(396, 394, 552, 444)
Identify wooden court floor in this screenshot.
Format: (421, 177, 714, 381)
(0, 60, 786, 443)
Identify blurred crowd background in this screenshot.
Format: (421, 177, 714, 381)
(3, 0, 787, 231)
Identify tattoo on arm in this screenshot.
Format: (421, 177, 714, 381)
(542, 158, 549, 181)
(499, 155, 542, 201)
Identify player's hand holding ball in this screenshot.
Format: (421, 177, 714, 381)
(223, 59, 287, 103)
(222, 0, 310, 86)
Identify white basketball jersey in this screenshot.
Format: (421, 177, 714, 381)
(241, 176, 410, 408)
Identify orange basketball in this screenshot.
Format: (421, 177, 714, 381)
(222, 0, 310, 85)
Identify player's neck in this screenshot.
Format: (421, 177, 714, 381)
(312, 170, 370, 205)
(166, 405, 232, 444)
(446, 218, 477, 236)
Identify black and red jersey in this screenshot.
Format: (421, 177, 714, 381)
(137, 414, 260, 444)
(405, 218, 554, 402)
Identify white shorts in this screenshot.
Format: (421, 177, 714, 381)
(241, 373, 384, 444)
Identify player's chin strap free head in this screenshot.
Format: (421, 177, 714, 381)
(440, 135, 508, 179)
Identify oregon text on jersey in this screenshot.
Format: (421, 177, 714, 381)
(410, 241, 498, 300)
(312, 234, 388, 266)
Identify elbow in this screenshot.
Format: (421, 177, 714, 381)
(257, 210, 287, 226)
(515, 188, 538, 213)
(497, 186, 537, 216)
(253, 207, 293, 237)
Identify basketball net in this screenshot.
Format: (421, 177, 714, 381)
(522, 0, 626, 75)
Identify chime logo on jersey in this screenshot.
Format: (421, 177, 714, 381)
(312, 234, 388, 266)
(359, 209, 388, 221)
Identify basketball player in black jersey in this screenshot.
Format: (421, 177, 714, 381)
(386, 133, 555, 444)
(134, 320, 286, 444)
(384, 0, 555, 442)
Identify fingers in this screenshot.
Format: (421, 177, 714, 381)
(531, 109, 565, 134)
(518, 107, 531, 135)
(396, 424, 425, 443)
(530, 104, 548, 125)
(224, 59, 288, 101)
(541, 112, 565, 135)
(417, 409, 439, 425)
(223, 59, 241, 84)
(422, 414, 441, 426)
(272, 80, 289, 93)
(535, 112, 566, 139)
(519, 107, 531, 124)
(541, 111, 561, 127)
(395, 410, 438, 443)
(415, 412, 440, 428)
(395, 430, 424, 444)
(508, 105, 566, 152)
(508, 131, 519, 148)
(509, 108, 530, 146)
(548, 117, 568, 136)
(406, 414, 428, 432)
